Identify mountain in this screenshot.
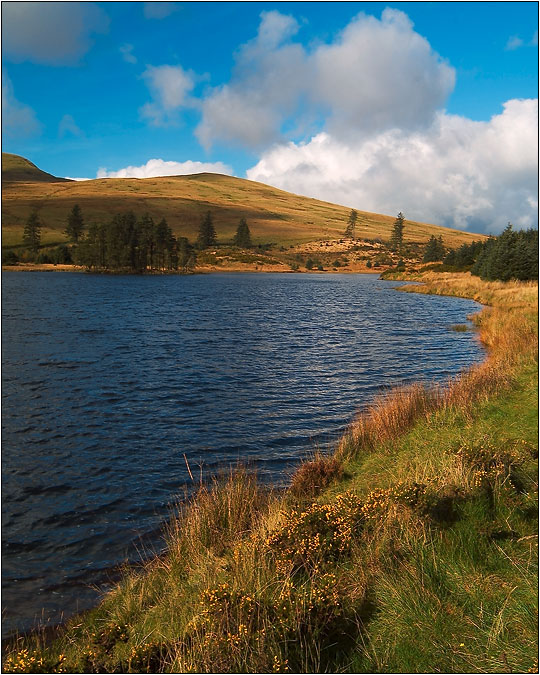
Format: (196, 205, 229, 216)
(2, 153, 483, 249)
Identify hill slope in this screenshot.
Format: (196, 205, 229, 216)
(2, 153, 483, 248)
(2, 153, 71, 184)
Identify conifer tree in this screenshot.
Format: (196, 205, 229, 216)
(389, 212, 405, 252)
(65, 204, 85, 243)
(344, 209, 358, 238)
(423, 234, 446, 262)
(23, 211, 42, 254)
(233, 218, 252, 248)
(197, 211, 217, 249)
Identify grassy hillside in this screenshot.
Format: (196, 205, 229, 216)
(2, 153, 484, 249)
(3, 273, 537, 674)
(2, 153, 71, 185)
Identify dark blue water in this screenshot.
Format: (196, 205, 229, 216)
(2, 272, 483, 635)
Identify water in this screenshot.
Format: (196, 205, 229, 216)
(2, 272, 484, 635)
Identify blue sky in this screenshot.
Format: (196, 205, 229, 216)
(3, 1, 538, 233)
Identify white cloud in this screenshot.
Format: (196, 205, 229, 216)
(2, 72, 41, 137)
(2, 2, 109, 65)
(505, 30, 538, 50)
(140, 64, 195, 126)
(143, 2, 179, 20)
(247, 99, 538, 234)
(505, 35, 524, 51)
(58, 114, 83, 138)
(96, 158, 233, 179)
(196, 9, 455, 150)
(120, 43, 137, 64)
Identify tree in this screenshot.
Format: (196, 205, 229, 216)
(423, 235, 445, 262)
(344, 209, 358, 238)
(197, 211, 217, 249)
(233, 218, 252, 248)
(23, 211, 42, 254)
(389, 212, 405, 252)
(65, 204, 85, 243)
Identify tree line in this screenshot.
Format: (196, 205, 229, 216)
(427, 224, 537, 282)
(15, 206, 254, 273)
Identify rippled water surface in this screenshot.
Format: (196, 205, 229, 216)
(2, 272, 484, 634)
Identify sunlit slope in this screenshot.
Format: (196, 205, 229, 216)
(2, 153, 483, 247)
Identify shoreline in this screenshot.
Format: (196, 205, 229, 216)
(2, 263, 389, 275)
(3, 271, 537, 673)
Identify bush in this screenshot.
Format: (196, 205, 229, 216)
(2, 250, 19, 265)
(306, 258, 314, 270)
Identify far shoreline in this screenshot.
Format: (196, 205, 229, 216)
(2, 263, 388, 275)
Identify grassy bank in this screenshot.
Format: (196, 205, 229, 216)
(4, 272, 538, 674)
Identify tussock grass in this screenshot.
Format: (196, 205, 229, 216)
(3, 273, 537, 673)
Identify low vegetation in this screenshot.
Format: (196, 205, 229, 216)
(3, 272, 537, 673)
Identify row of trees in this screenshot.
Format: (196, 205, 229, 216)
(77, 212, 196, 272)
(436, 224, 537, 282)
(472, 224, 538, 281)
(19, 206, 255, 273)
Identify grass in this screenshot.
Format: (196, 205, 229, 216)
(2, 153, 485, 250)
(3, 272, 538, 673)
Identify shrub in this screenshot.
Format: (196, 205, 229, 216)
(2, 250, 19, 265)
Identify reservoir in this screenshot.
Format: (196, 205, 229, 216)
(2, 271, 484, 635)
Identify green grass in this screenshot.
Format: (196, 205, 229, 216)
(3, 274, 537, 673)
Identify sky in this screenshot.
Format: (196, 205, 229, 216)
(2, 1, 538, 233)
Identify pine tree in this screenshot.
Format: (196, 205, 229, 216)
(197, 211, 217, 249)
(23, 211, 42, 254)
(65, 204, 85, 243)
(423, 235, 446, 262)
(344, 209, 358, 238)
(233, 218, 252, 248)
(389, 212, 405, 252)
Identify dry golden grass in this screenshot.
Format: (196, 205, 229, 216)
(335, 273, 538, 460)
(2, 153, 485, 248)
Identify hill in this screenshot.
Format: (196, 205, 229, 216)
(2, 153, 484, 249)
(2, 153, 71, 185)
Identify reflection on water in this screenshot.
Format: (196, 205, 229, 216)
(2, 272, 483, 634)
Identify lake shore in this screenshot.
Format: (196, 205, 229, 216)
(2, 262, 386, 274)
(3, 271, 537, 674)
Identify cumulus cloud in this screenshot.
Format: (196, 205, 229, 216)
(140, 64, 195, 126)
(247, 99, 538, 234)
(196, 9, 455, 150)
(96, 158, 233, 179)
(2, 73, 41, 137)
(2, 2, 109, 65)
(196, 11, 305, 150)
(143, 2, 179, 20)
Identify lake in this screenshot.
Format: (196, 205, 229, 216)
(2, 271, 484, 635)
